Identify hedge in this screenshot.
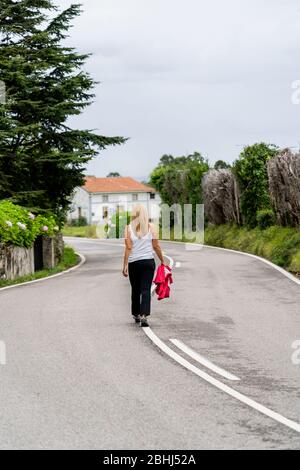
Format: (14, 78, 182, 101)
(0, 200, 59, 247)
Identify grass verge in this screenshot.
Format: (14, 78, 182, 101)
(0, 246, 80, 288)
(161, 224, 300, 276)
(204, 224, 300, 276)
(62, 225, 98, 238)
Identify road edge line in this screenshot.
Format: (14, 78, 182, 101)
(143, 327, 300, 434)
(0, 252, 86, 292)
(68, 237, 300, 287)
(160, 240, 300, 287)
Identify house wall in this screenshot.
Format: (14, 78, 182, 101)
(68, 189, 161, 225)
(68, 187, 90, 223)
(90, 192, 161, 224)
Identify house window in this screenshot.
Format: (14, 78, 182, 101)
(150, 193, 155, 199)
(103, 195, 108, 202)
(103, 206, 108, 219)
(132, 193, 138, 201)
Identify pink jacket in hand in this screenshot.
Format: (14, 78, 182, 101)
(153, 264, 173, 300)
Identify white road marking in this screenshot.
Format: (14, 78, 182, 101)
(160, 239, 300, 287)
(66, 237, 300, 287)
(170, 339, 240, 381)
(66, 239, 300, 434)
(143, 327, 300, 434)
(175, 261, 181, 268)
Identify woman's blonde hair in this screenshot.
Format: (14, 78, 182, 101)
(130, 204, 150, 238)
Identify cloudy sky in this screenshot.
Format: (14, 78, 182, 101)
(57, 0, 300, 180)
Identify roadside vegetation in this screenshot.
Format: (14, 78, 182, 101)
(161, 224, 300, 276)
(0, 201, 58, 247)
(204, 224, 300, 276)
(62, 224, 98, 239)
(151, 144, 300, 277)
(0, 1, 125, 283)
(62, 144, 300, 281)
(0, 0, 125, 221)
(63, 210, 129, 239)
(0, 246, 79, 288)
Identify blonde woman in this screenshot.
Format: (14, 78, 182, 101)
(123, 204, 164, 327)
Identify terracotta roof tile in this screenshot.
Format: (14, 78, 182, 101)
(83, 176, 156, 194)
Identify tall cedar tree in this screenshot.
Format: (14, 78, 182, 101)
(0, 0, 125, 218)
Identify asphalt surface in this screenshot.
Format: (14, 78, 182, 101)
(0, 237, 300, 449)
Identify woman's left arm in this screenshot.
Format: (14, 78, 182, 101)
(123, 225, 132, 277)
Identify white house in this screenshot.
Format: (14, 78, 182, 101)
(68, 176, 161, 225)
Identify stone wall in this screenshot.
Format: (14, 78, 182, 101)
(0, 233, 64, 281)
(0, 243, 34, 281)
(0, 245, 5, 280)
(42, 236, 55, 269)
(42, 233, 64, 269)
(54, 232, 64, 265)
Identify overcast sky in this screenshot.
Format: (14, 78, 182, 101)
(57, 0, 300, 180)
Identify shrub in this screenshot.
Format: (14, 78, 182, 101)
(69, 216, 87, 227)
(267, 149, 300, 227)
(256, 209, 276, 229)
(150, 152, 210, 208)
(0, 201, 58, 247)
(233, 143, 279, 227)
(289, 251, 300, 273)
(202, 169, 241, 225)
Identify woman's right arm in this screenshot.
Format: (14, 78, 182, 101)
(150, 224, 164, 264)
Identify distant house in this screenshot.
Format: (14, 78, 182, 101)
(68, 176, 161, 224)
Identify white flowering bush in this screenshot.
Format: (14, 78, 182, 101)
(0, 201, 58, 247)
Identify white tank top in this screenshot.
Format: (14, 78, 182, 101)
(128, 224, 154, 263)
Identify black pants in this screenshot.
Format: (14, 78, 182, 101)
(128, 258, 156, 317)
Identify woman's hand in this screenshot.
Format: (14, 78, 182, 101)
(122, 265, 128, 277)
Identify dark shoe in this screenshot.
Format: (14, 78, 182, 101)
(140, 316, 149, 327)
(133, 315, 140, 324)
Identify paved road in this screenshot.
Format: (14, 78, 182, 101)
(0, 237, 300, 449)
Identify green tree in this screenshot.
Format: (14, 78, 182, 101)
(233, 143, 278, 227)
(106, 172, 121, 177)
(150, 152, 209, 227)
(0, 0, 125, 220)
(214, 160, 231, 170)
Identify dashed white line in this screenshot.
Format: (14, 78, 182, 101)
(170, 338, 240, 381)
